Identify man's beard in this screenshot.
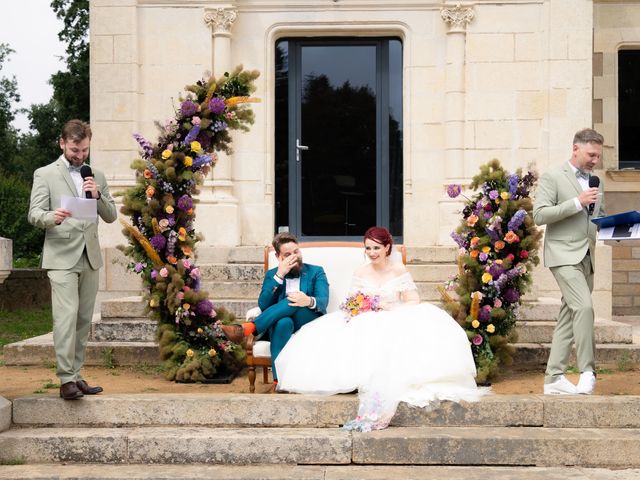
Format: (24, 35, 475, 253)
(289, 259, 302, 276)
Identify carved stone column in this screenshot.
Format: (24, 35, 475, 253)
(203, 6, 240, 246)
(441, 3, 475, 180)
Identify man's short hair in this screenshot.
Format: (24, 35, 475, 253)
(272, 232, 299, 255)
(573, 128, 604, 146)
(61, 119, 92, 142)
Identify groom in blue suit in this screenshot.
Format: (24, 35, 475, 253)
(222, 232, 329, 385)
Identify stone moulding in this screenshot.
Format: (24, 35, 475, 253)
(440, 2, 475, 32)
(204, 8, 238, 35)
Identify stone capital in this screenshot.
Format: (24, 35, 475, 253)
(204, 8, 238, 37)
(441, 3, 475, 33)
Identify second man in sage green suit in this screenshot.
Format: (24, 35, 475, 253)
(533, 128, 605, 395)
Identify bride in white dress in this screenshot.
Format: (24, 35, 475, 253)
(275, 227, 488, 432)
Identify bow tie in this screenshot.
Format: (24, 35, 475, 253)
(575, 169, 589, 180)
(68, 165, 83, 173)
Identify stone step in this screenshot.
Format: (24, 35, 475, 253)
(406, 245, 458, 263)
(514, 342, 640, 366)
(10, 394, 640, 429)
(515, 319, 633, 344)
(1, 465, 638, 480)
(1, 425, 639, 466)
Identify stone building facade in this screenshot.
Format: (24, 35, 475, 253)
(90, 0, 640, 317)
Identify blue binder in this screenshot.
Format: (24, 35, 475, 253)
(591, 210, 640, 229)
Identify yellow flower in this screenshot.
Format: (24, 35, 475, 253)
(208, 348, 217, 357)
(183, 303, 191, 310)
(481, 246, 491, 254)
(190, 141, 202, 152)
(481, 272, 493, 284)
(500, 191, 510, 200)
(184, 156, 193, 167)
(165, 205, 174, 214)
(471, 320, 480, 329)
(186, 349, 194, 358)
(162, 149, 172, 159)
(178, 227, 187, 241)
(197, 328, 203, 334)
(487, 324, 496, 334)
(149, 298, 159, 308)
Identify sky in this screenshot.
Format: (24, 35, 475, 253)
(1, 1, 65, 133)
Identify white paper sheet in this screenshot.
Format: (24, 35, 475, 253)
(60, 195, 97, 222)
(598, 223, 640, 240)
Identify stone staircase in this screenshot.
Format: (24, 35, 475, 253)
(4, 246, 640, 367)
(1, 394, 640, 478)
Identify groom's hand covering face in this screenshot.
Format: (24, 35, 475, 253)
(276, 241, 303, 278)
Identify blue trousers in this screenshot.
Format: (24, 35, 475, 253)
(254, 299, 320, 380)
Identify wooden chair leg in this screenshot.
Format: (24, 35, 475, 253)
(248, 365, 256, 393)
(263, 366, 269, 384)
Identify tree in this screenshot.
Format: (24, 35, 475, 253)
(0, 43, 20, 171)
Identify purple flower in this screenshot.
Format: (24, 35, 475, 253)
(494, 274, 508, 291)
(508, 174, 519, 197)
(192, 155, 212, 169)
(479, 252, 488, 262)
(488, 263, 505, 279)
(485, 227, 499, 242)
(507, 209, 527, 232)
(450, 232, 468, 249)
(165, 214, 175, 227)
(484, 211, 493, 220)
(184, 124, 201, 144)
(134, 262, 145, 273)
(447, 184, 462, 198)
(150, 270, 157, 280)
(212, 120, 228, 132)
(208, 97, 226, 114)
(181, 100, 198, 117)
(478, 305, 492, 322)
(195, 299, 214, 317)
(503, 288, 520, 303)
(196, 131, 212, 150)
(489, 190, 499, 200)
(150, 234, 167, 251)
(132, 133, 154, 159)
(472, 334, 484, 346)
(177, 195, 193, 211)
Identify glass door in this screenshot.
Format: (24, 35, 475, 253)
(275, 38, 403, 240)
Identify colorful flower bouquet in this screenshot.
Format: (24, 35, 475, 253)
(341, 292, 382, 319)
(440, 159, 542, 382)
(118, 67, 260, 382)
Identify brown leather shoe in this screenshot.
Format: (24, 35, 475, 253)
(221, 324, 245, 343)
(76, 380, 103, 395)
(59, 381, 83, 400)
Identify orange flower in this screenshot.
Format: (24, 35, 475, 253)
(470, 250, 479, 258)
(466, 214, 479, 227)
(504, 231, 520, 244)
(167, 255, 177, 264)
(183, 303, 191, 310)
(181, 245, 193, 256)
(494, 240, 505, 251)
(178, 227, 187, 241)
(145, 186, 155, 198)
(143, 169, 152, 179)
(470, 237, 480, 247)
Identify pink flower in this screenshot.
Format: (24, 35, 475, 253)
(191, 116, 201, 126)
(189, 268, 200, 279)
(494, 298, 503, 308)
(159, 267, 169, 278)
(182, 259, 191, 269)
(472, 334, 484, 346)
(176, 292, 184, 300)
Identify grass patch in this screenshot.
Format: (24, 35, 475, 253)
(42, 379, 60, 389)
(102, 348, 117, 369)
(0, 307, 52, 349)
(132, 363, 164, 376)
(0, 457, 25, 465)
(617, 352, 636, 372)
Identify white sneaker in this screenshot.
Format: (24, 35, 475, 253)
(544, 375, 577, 395)
(576, 371, 596, 395)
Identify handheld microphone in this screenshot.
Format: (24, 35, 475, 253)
(588, 175, 600, 215)
(80, 165, 93, 199)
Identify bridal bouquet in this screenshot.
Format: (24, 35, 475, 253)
(341, 292, 382, 319)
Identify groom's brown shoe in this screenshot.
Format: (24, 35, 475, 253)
(76, 380, 103, 395)
(59, 382, 83, 400)
(221, 324, 245, 343)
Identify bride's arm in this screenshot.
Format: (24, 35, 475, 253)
(400, 288, 420, 305)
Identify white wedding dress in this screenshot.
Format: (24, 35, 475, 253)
(275, 272, 488, 431)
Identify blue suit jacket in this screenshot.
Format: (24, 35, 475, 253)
(257, 263, 329, 314)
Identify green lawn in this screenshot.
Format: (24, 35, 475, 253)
(0, 307, 52, 350)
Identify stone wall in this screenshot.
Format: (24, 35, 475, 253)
(0, 270, 50, 311)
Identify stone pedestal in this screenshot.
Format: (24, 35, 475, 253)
(0, 237, 12, 285)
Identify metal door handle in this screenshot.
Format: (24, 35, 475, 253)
(296, 138, 309, 162)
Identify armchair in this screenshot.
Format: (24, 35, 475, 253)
(245, 241, 406, 393)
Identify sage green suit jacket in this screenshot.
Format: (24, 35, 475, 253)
(532, 162, 605, 269)
(28, 156, 118, 270)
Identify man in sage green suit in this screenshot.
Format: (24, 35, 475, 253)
(533, 128, 605, 395)
(28, 120, 117, 400)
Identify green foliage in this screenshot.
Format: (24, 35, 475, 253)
(119, 69, 258, 381)
(441, 160, 542, 383)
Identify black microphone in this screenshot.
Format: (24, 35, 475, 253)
(80, 165, 93, 199)
(588, 175, 600, 215)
